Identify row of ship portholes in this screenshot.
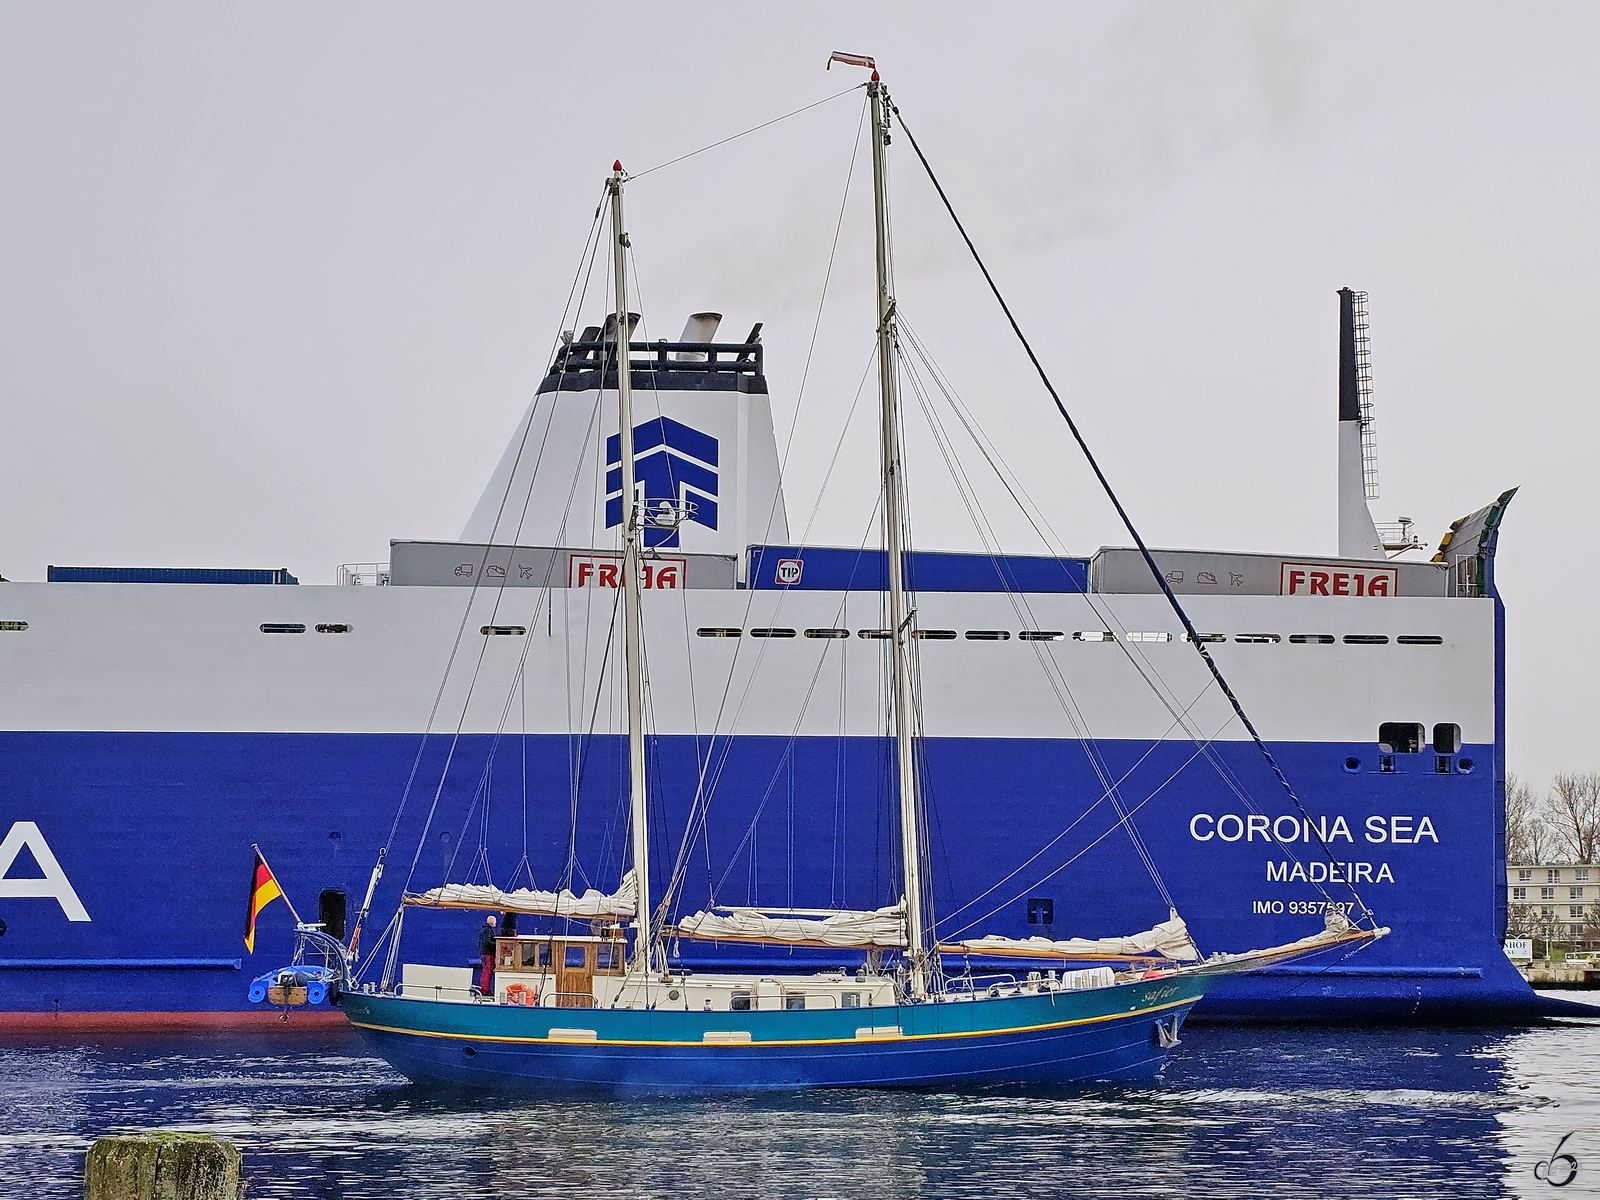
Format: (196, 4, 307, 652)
(0, 621, 1446, 645)
(691, 627, 1446, 645)
(1345, 753, 1477, 774)
(1, 621, 358, 634)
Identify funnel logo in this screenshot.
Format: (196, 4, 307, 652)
(605, 417, 718, 548)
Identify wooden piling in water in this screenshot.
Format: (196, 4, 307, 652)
(85, 1131, 243, 1200)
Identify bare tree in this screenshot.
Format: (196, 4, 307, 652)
(1549, 772, 1600, 864)
(1506, 772, 1554, 864)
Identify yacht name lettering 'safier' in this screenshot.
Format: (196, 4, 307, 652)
(1189, 814, 1439, 844)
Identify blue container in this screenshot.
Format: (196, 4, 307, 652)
(47, 566, 299, 585)
(746, 546, 1088, 592)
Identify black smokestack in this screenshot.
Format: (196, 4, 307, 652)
(1338, 287, 1360, 423)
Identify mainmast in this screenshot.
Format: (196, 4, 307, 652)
(868, 75, 930, 996)
(608, 162, 654, 973)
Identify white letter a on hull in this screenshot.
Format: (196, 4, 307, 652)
(0, 821, 91, 921)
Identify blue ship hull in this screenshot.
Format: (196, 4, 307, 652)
(338, 977, 1206, 1092)
(0, 728, 1558, 1024)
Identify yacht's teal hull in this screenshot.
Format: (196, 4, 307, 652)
(339, 975, 1206, 1092)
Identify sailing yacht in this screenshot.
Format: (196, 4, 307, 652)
(313, 73, 1383, 1090)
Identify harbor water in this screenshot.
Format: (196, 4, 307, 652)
(5, 1003, 1600, 1198)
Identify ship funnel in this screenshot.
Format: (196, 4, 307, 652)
(601, 312, 641, 344)
(673, 312, 722, 361)
(461, 308, 789, 560)
(1337, 287, 1383, 558)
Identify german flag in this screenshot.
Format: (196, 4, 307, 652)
(244, 848, 285, 953)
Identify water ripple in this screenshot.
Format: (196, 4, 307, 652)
(2, 1019, 1598, 1198)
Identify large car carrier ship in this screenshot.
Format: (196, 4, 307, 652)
(0, 283, 1554, 1026)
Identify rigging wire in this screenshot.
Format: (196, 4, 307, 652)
(442, 201, 653, 909)
(897, 299, 1365, 918)
(348, 188, 611, 959)
(653, 343, 877, 919)
(888, 96, 1375, 928)
(414, 201, 620, 901)
(945, 726, 1280, 940)
(768, 95, 869, 534)
(663, 491, 882, 917)
(627, 85, 863, 181)
(893, 313, 1175, 909)
(895, 336, 1177, 913)
(651, 102, 873, 922)
(898, 316, 1332, 832)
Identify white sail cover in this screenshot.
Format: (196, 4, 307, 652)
(676, 902, 908, 948)
(1185, 909, 1388, 975)
(951, 912, 1201, 961)
(406, 871, 637, 918)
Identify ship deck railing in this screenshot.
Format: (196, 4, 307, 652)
(549, 339, 763, 380)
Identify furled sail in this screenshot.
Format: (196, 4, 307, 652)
(946, 912, 1202, 962)
(404, 871, 637, 918)
(1182, 909, 1388, 976)
(675, 902, 908, 948)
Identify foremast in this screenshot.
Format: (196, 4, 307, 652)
(868, 76, 931, 996)
(608, 163, 654, 974)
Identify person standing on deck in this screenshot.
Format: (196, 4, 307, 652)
(477, 914, 497, 996)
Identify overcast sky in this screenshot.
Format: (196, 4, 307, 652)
(2, 3, 1596, 783)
